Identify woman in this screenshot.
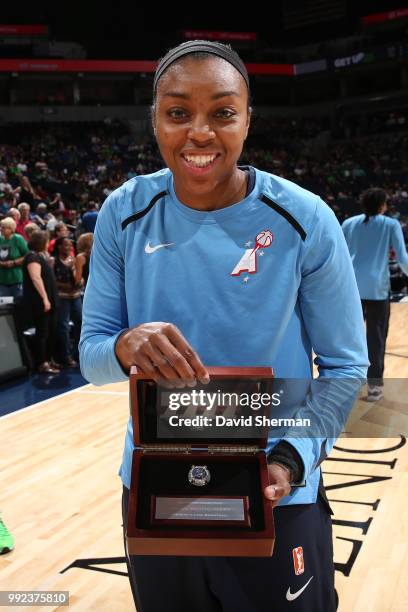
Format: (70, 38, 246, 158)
(80, 41, 368, 612)
(74, 232, 93, 289)
(342, 187, 408, 401)
(51, 236, 82, 367)
(23, 230, 59, 374)
(47, 222, 74, 256)
(0, 217, 28, 298)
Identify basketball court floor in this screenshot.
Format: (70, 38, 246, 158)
(1, 303, 407, 611)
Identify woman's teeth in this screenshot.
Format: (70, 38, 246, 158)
(183, 154, 217, 168)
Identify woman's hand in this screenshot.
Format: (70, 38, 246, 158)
(115, 322, 209, 388)
(43, 297, 51, 312)
(263, 463, 292, 509)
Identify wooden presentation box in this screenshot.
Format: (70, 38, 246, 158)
(126, 366, 275, 557)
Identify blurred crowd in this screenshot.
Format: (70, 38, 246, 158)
(0, 114, 407, 373)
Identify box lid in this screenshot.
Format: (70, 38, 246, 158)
(129, 366, 274, 450)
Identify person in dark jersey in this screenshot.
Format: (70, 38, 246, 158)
(80, 41, 368, 611)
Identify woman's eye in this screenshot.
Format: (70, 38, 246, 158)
(168, 109, 187, 120)
(215, 109, 235, 119)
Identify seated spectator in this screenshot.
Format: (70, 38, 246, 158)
(48, 222, 75, 256)
(31, 203, 55, 231)
(81, 201, 99, 233)
(0, 217, 29, 298)
(7, 208, 20, 225)
(23, 230, 60, 374)
(24, 223, 41, 241)
(49, 192, 66, 214)
(74, 233, 93, 289)
(51, 237, 82, 367)
(16, 203, 32, 241)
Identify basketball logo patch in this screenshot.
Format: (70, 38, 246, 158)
(292, 547, 305, 575)
(231, 229, 273, 277)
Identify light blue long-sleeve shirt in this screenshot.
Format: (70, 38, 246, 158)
(79, 167, 368, 506)
(342, 214, 408, 300)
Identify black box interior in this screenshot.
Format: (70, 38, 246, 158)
(135, 453, 265, 532)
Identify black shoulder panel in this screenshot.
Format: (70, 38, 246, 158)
(121, 190, 168, 230)
(260, 194, 307, 242)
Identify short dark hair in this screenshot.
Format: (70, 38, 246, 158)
(28, 230, 48, 252)
(360, 188, 387, 223)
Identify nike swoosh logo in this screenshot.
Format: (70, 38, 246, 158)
(286, 576, 314, 601)
(144, 242, 174, 254)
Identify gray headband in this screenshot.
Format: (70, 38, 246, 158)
(153, 40, 249, 93)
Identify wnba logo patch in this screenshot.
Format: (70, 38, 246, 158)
(292, 547, 305, 575)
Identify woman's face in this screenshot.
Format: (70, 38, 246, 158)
(1, 225, 14, 240)
(59, 238, 72, 256)
(154, 56, 250, 206)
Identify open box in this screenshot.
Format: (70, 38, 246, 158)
(126, 366, 275, 557)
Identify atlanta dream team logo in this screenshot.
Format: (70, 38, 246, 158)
(230, 229, 273, 276)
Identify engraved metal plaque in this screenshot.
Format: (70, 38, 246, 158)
(151, 496, 250, 527)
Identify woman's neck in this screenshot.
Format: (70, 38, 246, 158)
(174, 168, 248, 212)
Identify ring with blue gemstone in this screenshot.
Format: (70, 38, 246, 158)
(188, 465, 211, 487)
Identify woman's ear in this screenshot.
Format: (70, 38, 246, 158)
(244, 106, 252, 140)
(150, 105, 156, 135)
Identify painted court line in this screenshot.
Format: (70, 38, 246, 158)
(73, 390, 129, 396)
(0, 384, 91, 420)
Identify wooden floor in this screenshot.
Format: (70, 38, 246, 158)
(1, 303, 407, 612)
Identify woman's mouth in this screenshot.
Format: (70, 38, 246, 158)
(181, 153, 220, 174)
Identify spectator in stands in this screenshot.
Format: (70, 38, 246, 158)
(16, 203, 32, 241)
(81, 201, 99, 233)
(0, 217, 29, 298)
(23, 230, 59, 374)
(24, 223, 40, 241)
(343, 188, 408, 401)
(31, 203, 54, 231)
(7, 208, 20, 225)
(51, 237, 82, 367)
(74, 233, 93, 289)
(49, 192, 65, 214)
(48, 222, 75, 256)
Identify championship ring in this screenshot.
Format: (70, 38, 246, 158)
(188, 465, 211, 487)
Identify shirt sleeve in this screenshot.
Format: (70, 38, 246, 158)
(25, 251, 40, 265)
(390, 219, 408, 276)
(16, 235, 29, 256)
(280, 199, 369, 482)
(79, 190, 129, 385)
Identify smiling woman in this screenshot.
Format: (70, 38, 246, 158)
(79, 39, 368, 612)
(152, 44, 251, 210)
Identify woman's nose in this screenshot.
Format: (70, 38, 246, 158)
(187, 118, 215, 143)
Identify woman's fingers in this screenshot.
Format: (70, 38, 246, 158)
(115, 323, 210, 387)
(164, 324, 210, 384)
(150, 333, 197, 386)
